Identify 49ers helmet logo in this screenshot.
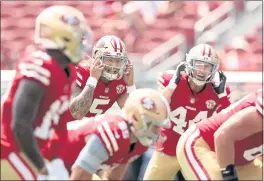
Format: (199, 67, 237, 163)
(140, 97, 157, 112)
(206, 99, 216, 109)
(61, 15, 80, 26)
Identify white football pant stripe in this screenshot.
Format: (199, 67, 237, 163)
(8, 152, 35, 180)
(185, 127, 209, 180)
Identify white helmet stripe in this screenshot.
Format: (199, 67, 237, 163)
(114, 36, 121, 53)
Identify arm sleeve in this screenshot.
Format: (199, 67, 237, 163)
(215, 85, 232, 113)
(72, 134, 109, 174)
(157, 70, 174, 89)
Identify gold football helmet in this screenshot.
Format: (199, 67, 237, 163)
(185, 44, 219, 86)
(123, 88, 171, 146)
(34, 5, 92, 64)
(92, 35, 128, 81)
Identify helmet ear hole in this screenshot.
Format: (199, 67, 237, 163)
(93, 50, 99, 59)
(132, 114, 138, 122)
(63, 37, 71, 43)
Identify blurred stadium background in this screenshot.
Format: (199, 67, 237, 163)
(1, 1, 262, 180)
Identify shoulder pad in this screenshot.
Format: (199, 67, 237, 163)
(18, 51, 53, 87)
(75, 61, 91, 88)
(157, 70, 174, 88)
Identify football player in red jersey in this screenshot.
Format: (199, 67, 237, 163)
(0, 5, 91, 180)
(69, 35, 135, 120)
(177, 89, 263, 180)
(42, 88, 171, 180)
(144, 44, 231, 180)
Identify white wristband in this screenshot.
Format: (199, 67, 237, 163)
(86, 77, 98, 87)
(126, 84, 136, 93)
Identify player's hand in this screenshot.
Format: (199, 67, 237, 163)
(213, 71, 227, 95)
(123, 60, 134, 86)
(174, 62, 186, 85)
(90, 56, 104, 81)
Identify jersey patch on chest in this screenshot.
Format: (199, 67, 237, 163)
(205, 99, 217, 109)
(116, 84, 125, 94)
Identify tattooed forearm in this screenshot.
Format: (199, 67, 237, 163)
(69, 85, 95, 120)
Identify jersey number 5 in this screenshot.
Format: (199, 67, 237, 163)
(90, 98, 110, 115)
(170, 106, 208, 135)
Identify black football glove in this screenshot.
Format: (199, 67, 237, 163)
(221, 164, 239, 181)
(213, 71, 227, 95)
(174, 62, 186, 85)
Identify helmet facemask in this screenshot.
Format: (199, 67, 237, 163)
(96, 51, 128, 81)
(186, 58, 218, 86)
(130, 113, 171, 147)
(63, 30, 92, 64)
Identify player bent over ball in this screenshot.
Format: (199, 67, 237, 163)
(144, 44, 231, 180)
(43, 88, 171, 180)
(177, 89, 263, 180)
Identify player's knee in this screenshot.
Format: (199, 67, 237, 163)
(144, 152, 179, 180)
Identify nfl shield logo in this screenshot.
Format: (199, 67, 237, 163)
(190, 97, 196, 104)
(105, 88, 109, 93)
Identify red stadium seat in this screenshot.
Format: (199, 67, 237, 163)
(208, 2, 223, 11)
(147, 19, 171, 30)
(168, 16, 184, 31)
(1, 0, 254, 70)
(176, 18, 196, 45)
(17, 17, 35, 29)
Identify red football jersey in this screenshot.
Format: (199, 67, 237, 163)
(197, 89, 263, 165)
(1, 50, 76, 157)
(45, 114, 147, 172)
(72, 60, 127, 118)
(156, 70, 231, 156)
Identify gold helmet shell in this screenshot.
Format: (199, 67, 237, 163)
(35, 5, 92, 64)
(185, 44, 219, 86)
(123, 88, 171, 146)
